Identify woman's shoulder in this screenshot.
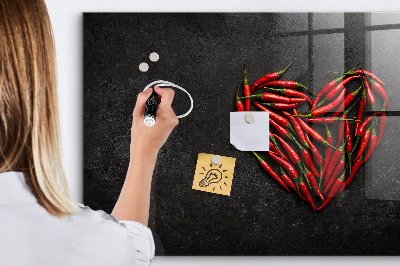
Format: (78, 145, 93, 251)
(74, 202, 120, 224)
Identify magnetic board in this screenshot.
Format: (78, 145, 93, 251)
(84, 13, 400, 255)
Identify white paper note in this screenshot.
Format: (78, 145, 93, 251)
(230, 112, 269, 151)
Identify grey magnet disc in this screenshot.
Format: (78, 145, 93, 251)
(212, 155, 222, 165)
(245, 112, 255, 124)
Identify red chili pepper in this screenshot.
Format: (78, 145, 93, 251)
(339, 156, 363, 194)
(299, 174, 315, 211)
(376, 95, 389, 147)
(353, 69, 385, 85)
(302, 164, 324, 201)
(273, 134, 314, 199)
(301, 149, 320, 182)
(255, 102, 300, 110)
(333, 101, 357, 149)
(279, 166, 298, 194)
(350, 115, 376, 159)
(312, 76, 344, 111)
(250, 59, 295, 94)
(254, 103, 297, 136)
(335, 117, 345, 150)
(376, 113, 386, 148)
(369, 78, 389, 111)
(245, 92, 306, 104)
(269, 142, 289, 162)
(261, 80, 314, 95)
(235, 80, 244, 112)
(270, 135, 310, 196)
(282, 110, 309, 148)
(362, 127, 377, 163)
(312, 88, 346, 117)
(243, 65, 251, 111)
(345, 119, 352, 162)
(305, 134, 323, 178)
(279, 134, 317, 180)
(274, 135, 324, 203)
(334, 108, 352, 148)
(270, 119, 290, 139)
(363, 76, 376, 108)
(325, 75, 358, 100)
(323, 142, 345, 189)
(354, 87, 366, 137)
(358, 114, 376, 137)
(304, 117, 346, 123)
(268, 151, 299, 190)
(252, 151, 289, 191)
(269, 131, 278, 144)
(354, 124, 373, 162)
(253, 103, 290, 128)
(324, 152, 345, 193)
(272, 118, 315, 177)
(332, 86, 362, 117)
(269, 132, 289, 161)
(322, 122, 333, 178)
(265, 87, 313, 105)
(293, 109, 334, 148)
(317, 173, 345, 211)
(272, 134, 301, 165)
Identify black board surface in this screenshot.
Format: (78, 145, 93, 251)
(84, 13, 400, 255)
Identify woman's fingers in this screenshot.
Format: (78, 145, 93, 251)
(132, 88, 152, 119)
(156, 88, 179, 125)
(154, 86, 175, 106)
(132, 87, 178, 127)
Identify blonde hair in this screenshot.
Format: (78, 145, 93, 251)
(0, 0, 76, 216)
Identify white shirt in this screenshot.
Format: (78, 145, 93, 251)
(0, 171, 155, 266)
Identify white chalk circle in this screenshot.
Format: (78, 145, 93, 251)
(149, 52, 159, 62)
(143, 80, 193, 119)
(139, 62, 149, 72)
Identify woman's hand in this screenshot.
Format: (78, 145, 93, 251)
(130, 87, 179, 157)
(112, 87, 178, 225)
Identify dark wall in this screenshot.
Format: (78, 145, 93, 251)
(83, 13, 400, 255)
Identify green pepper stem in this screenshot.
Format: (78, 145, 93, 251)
(315, 97, 328, 109)
(235, 80, 242, 101)
(277, 58, 296, 76)
(298, 83, 315, 96)
(291, 114, 313, 118)
(241, 95, 260, 99)
(243, 64, 249, 86)
(252, 151, 263, 162)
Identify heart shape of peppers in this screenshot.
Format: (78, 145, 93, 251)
(236, 61, 389, 211)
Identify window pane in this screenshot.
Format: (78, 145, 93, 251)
(365, 116, 400, 200)
(369, 29, 400, 111)
(313, 13, 344, 30)
(312, 33, 344, 93)
(370, 12, 400, 26)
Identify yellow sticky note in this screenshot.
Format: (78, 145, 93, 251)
(192, 153, 236, 196)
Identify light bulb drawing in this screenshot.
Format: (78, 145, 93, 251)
(198, 163, 229, 191)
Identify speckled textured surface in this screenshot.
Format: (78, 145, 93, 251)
(83, 13, 400, 255)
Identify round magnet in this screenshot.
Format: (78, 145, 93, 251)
(139, 62, 149, 72)
(212, 155, 222, 165)
(245, 112, 255, 124)
(149, 52, 159, 62)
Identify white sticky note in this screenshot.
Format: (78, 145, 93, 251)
(230, 111, 269, 151)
